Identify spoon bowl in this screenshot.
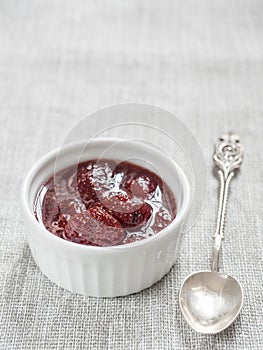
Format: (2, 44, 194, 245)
(179, 271, 243, 334)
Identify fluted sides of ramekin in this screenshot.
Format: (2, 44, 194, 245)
(26, 224, 182, 297)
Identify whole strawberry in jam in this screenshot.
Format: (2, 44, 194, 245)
(124, 174, 158, 199)
(102, 193, 152, 228)
(64, 204, 125, 246)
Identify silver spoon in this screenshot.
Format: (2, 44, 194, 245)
(179, 133, 244, 334)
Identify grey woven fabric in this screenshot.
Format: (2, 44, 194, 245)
(0, 0, 262, 349)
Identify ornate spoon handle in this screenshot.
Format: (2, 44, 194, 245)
(212, 133, 244, 272)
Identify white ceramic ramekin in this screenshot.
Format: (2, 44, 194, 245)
(21, 138, 190, 297)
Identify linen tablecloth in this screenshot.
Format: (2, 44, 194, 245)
(0, 0, 262, 349)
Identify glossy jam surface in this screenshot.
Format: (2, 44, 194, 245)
(34, 159, 177, 247)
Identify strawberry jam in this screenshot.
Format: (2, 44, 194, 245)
(34, 159, 177, 246)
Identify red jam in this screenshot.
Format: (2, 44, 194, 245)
(34, 159, 177, 247)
